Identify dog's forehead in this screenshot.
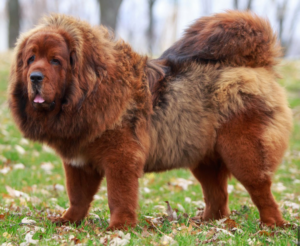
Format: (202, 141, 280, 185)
(25, 31, 68, 55)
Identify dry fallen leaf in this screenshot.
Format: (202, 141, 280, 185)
(13, 163, 25, 169)
(206, 228, 216, 239)
(15, 145, 26, 155)
(272, 182, 287, 192)
(160, 235, 177, 245)
(5, 186, 30, 200)
(40, 162, 54, 172)
(1, 243, 14, 246)
(223, 218, 240, 229)
(2, 232, 11, 239)
(141, 226, 151, 238)
(177, 203, 185, 212)
(165, 201, 177, 221)
(108, 231, 131, 246)
(170, 178, 193, 190)
(54, 184, 65, 192)
(215, 228, 234, 237)
(0, 167, 10, 174)
(20, 231, 38, 245)
(283, 201, 300, 210)
(21, 217, 36, 225)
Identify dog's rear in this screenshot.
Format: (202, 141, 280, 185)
(147, 11, 292, 227)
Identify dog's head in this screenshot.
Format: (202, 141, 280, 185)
(10, 15, 118, 117)
(21, 30, 75, 111)
(8, 14, 118, 141)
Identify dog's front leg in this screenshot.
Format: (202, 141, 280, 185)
(102, 145, 145, 230)
(51, 162, 103, 225)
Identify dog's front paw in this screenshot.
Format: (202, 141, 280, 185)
(49, 216, 81, 226)
(106, 221, 136, 231)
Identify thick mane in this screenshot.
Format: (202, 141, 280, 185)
(8, 14, 151, 159)
(160, 11, 281, 68)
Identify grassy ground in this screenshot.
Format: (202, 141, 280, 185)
(0, 52, 299, 245)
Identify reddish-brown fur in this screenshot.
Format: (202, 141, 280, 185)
(8, 11, 292, 230)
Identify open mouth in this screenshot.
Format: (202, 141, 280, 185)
(32, 93, 56, 111)
(33, 93, 45, 104)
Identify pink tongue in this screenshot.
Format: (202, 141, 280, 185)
(34, 94, 45, 103)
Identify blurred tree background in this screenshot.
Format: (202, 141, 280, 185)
(2, 0, 300, 57)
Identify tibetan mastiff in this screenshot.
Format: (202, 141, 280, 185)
(8, 11, 292, 230)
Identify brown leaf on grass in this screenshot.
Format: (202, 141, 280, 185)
(189, 216, 202, 226)
(165, 201, 177, 221)
(195, 207, 204, 217)
(5, 185, 30, 200)
(144, 216, 164, 225)
(223, 218, 239, 229)
(191, 229, 202, 235)
(145, 217, 153, 225)
(253, 230, 286, 238)
(176, 223, 193, 234)
(255, 230, 271, 236)
(230, 210, 240, 216)
(2, 194, 13, 200)
(189, 219, 200, 228)
(182, 213, 189, 219)
(206, 228, 216, 239)
(141, 225, 151, 238)
(69, 235, 82, 245)
(0, 213, 8, 220)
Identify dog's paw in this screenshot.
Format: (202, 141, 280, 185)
(49, 216, 81, 226)
(106, 222, 135, 231)
(260, 219, 289, 229)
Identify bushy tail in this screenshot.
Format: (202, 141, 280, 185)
(160, 11, 281, 67)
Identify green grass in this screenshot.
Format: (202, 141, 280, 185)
(0, 53, 299, 245)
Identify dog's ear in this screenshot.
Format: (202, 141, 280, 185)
(14, 37, 29, 70)
(70, 51, 76, 68)
(16, 49, 24, 69)
(10, 36, 29, 83)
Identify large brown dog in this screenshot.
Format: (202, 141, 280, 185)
(8, 11, 292, 230)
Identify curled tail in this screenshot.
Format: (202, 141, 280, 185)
(160, 11, 281, 67)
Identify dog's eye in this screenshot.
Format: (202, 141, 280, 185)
(50, 59, 61, 65)
(27, 55, 35, 65)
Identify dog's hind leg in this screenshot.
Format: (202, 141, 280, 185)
(190, 157, 230, 221)
(216, 111, 290, 227)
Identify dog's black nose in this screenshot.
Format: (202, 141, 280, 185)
(30, 71, 44, 83)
